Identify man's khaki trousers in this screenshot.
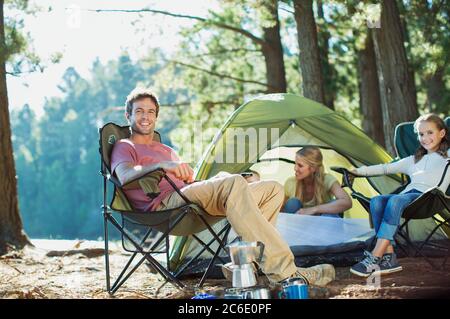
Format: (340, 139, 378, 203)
(158, 173, 297, 282)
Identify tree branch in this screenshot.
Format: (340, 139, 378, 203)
(89, 8, 266, 46)
(186, 48, 261, 58)
(169, 59, 270, 88)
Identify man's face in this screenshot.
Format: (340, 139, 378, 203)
(127, 97, 158, 136)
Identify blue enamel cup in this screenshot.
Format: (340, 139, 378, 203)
(279, 277, 309, 299)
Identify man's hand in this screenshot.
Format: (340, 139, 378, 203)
(161, 161, 194, 183)
(296, 207, 318, 215)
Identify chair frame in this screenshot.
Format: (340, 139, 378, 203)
(331, 159, 450, 269)
(99, 123, 231, 295)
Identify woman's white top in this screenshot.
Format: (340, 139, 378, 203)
(354, 149, 450, 194)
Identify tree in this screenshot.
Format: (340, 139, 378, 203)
(316, 0, 336, 109)
(260, 0, 286, 93)
(293, 0, 326, 105)
(0, 0, 30, 254)
(357, 31, 385, 147)
(402, 0, 450, 114)
(371, 0, 419, 154)
(94, 1, 287, 93)
(345, 1, 385, 147)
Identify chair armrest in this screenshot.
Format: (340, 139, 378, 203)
(330, 166, 359, 189)
(121, 168, 166, 189)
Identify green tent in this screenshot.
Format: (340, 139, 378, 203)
(169, 94, 447, 271)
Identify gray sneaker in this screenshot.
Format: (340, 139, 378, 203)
(350, 251, 381, 277)
(379, 253, 403, 274)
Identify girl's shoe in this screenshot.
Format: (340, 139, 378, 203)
(379, 252, 403, 274)
(350, 251, 381, 277)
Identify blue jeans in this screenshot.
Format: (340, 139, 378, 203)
(283, 198, 342, 218)
(370, 189, 422, 244)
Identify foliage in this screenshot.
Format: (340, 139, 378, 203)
(9, 0, 450, 239)
(10, 52, 185, 239)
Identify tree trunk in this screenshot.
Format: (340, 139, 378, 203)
(371, 0, 419, 156)
(357, 32, 385, 148)
(0, 0, 30, 255)
(293, 0, 326, 105)
(261, 0, 287, 93)
(426, 66, 447, 114)
(316, 0, 335, 109)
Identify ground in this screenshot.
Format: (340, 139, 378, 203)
(0, 240, 449, 299)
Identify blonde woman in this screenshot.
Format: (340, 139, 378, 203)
(282, 146, 352, 217)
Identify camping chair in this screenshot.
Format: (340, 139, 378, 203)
(331, 119, 450, 269)
(99, 122, 231, 294)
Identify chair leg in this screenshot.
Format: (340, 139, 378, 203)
(174, 222, 231, 280)
(198, 224, 232, 288)
(103, 210, 111, 294)
(166, 234, 170, 273)
(107, 214, 186, 291)
(398, 218, 450, 270)
(110, 255, 148, 294)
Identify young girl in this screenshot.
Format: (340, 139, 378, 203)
(350, 113, 450, 277)
(282, 146, 352, 217)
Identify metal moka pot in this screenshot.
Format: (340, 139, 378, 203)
(231, 263, 257, 288)
(227, 239, 265, 265)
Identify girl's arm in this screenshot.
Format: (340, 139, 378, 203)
(353, 156, 413, 177)
(298, 182, 352, 215)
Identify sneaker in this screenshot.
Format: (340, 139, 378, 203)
(350, 251, 381, 277)
(379, 253, 403, 274)
(285, 264, 335, 287)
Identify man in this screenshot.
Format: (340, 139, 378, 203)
(111, 87, 336, 286)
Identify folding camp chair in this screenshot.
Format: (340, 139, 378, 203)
(331, 119, 450, 269)
(99, 122, 231, 294)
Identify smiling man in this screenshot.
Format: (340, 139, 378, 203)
(110, 87, 336, 286)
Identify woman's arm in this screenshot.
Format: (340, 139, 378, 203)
(298, 182, 352, 215)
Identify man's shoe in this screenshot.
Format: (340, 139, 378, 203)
(379, 253, 403, 274)
(284, 264, 335, 287)
(350, 251, 381, 277)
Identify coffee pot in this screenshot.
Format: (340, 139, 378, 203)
(227, 238, 265, 265)
(224, 238, 265, 288)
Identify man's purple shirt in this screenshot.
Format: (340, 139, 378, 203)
(110, 139, 186, 212)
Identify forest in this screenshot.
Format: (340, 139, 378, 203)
(1, 0, 449, 246)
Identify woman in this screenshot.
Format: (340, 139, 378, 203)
(282, 146, 352, 217)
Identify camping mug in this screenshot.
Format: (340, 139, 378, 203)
(279, 277, 309, 299)
(281, 283, 308, 299)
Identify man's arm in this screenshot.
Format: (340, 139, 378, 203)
(115, 161, 194, 185)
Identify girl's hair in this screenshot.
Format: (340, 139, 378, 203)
(295, 146, 326, 205)
(413, 113, 449, 163)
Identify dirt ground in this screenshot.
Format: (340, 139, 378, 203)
(1, 240, 449, 299)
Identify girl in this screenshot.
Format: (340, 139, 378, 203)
(282, 146, 352, 217)
(350, 113, 450, 277)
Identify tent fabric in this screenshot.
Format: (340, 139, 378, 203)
(226, 213, 374, 256)
(170, 94, 449, 272)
